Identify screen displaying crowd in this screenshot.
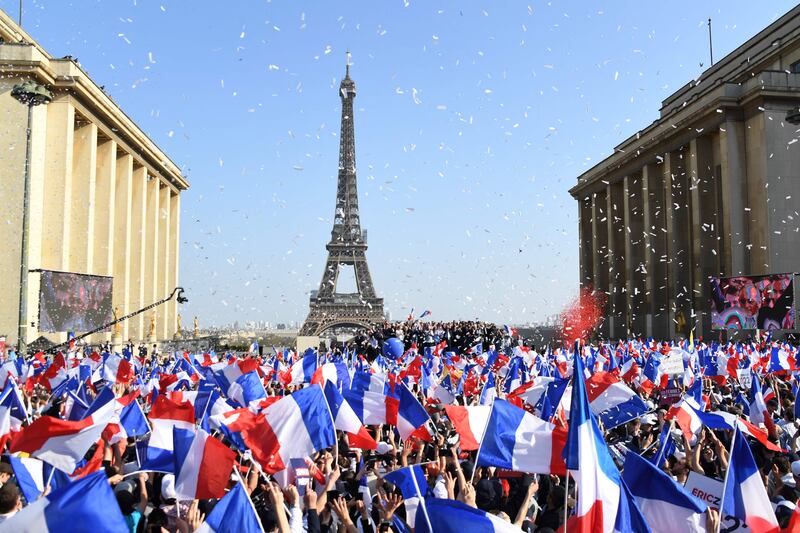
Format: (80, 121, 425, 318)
(710, 273, 795, 331)
(0, 321, 798, 532)
(38, 270, 114, 333)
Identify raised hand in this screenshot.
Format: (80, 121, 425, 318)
(458, 482, 476, 508)
(330, 496, 354, 526)
(379, 492, 404, 521)
(186, 500, 206, 531)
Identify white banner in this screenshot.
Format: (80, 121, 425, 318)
(660, 349, 685, 375)
(737, 368, 752, 389)
(683, 472, 747, 532)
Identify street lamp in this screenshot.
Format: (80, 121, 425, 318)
(11, 80, 52, 359)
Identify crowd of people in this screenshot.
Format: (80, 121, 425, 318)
(0, 321, 798, 532)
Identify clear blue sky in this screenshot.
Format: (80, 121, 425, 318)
(3, 1, 797, 326)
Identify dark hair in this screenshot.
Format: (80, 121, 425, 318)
(116, 490, 137, 515)
(145, 508, 168, 533)
(0, 483, 20, 514)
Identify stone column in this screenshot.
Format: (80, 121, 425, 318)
(158, 184, 171, 340)
(578, 196, 594, 288)
(623, 173, 645, 336)
(642, 163, 669, 339)
(591, 190, 609, 337)
(113, 154, 133, 342)
(607, 181, 626, 339)
(664, 149, 691, 339)
(168, 193, 181, 339)
(130, 166, 147, 341)
(94, 140, 116, 277)
(42, 101, 74, 271)
(70, 122, 97, 274)
(93, 139, 116, 343)
(744, 111, 769, 273)
(688, 136, 719, 338)
(145, 176, 160, 339)
(22, 102, 49, 345)
(762, 106, 800, 274)
(718, 118, 749, 276)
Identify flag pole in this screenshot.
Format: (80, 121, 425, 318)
(45, 466, 55, 490)
(563, 472, 569, 531)
(469, 397, 495, 484)
(317, 383, 340, 464)
(717, 429, 737, 533)
(408, 464, 434, 532)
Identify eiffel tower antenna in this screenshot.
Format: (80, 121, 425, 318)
(299, 58, 385, 337)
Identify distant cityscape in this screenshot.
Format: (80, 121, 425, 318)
(193, 314, 564, 337)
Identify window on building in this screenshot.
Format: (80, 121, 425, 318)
(791, 60, 800, 74)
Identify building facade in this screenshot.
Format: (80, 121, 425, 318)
(570, 6, 800, 340)
(0, 10, 189, 345)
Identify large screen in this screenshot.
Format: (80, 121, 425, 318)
(709, 273, 795, 331)
(38, 270, 114, 332)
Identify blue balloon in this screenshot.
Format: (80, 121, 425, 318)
(383, 337, 405, 359)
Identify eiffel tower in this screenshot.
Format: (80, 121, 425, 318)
(299, 56, 384, 336)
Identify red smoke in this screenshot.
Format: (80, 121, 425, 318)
(559, 287, 607, 343)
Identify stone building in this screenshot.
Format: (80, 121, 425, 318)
(570, 6, 800, 340)
(0, 10, 189, 345)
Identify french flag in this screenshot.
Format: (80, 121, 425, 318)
(479, 372, 498, 405)
(666, 399, 703, 442)
(40, 357, 68, 392)
(702, 351, 729, 385)
(721, 428, 780, 533)
(350, 371, 386, 394)
(691, 408, 783, 453)
(623, 450, 707, 532)
(639, 352, 665, 392)
(443, 405, 491, 451)
(213, 359, 260, 396)
(8, 455, 52, 504)
(91, 353, 133, 385)
(749, 374, 771, 427)
(261, 384, 336, 476)
(395, 383, 431, 440)
(476, 399, 566, 475)
(417, 497, 528, 533)
(617, 354, 639, 382)
(563, 345, 622, 533)
(0, 471, 129, 533)
(173, 427, 237, 500)
(383, 465, 430, 527)
(322, 381, 377, 449)
(195, 482, 263, 533)
(311, 361, 351, 390)
(140, 396, 196, 472)
(10, 398, 114, 473)
(283, 351, 318, 386)
(767, 345, 795, 374)
(586, 372, 648, 430)
(223, 385, 336, 476)
(227, 371, 267, 408)
(343, 388, 396, 426)
(0, 381, 28, 450)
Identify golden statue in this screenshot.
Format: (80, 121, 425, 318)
(176, 313, 182, 333)
(113, 307, 122, 336)
(149, 313, 156, 337)
(193, 316, 199, 338)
